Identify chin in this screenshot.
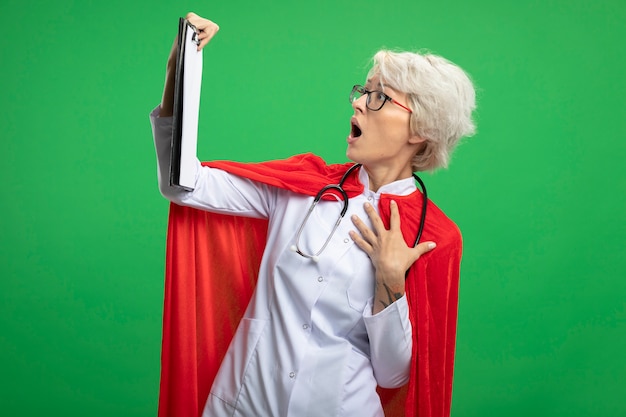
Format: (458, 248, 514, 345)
(345, 146, 359, 164)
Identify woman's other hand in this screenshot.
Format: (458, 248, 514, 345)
(350, 200, 436, 314)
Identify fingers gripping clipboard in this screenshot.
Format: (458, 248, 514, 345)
(170, 18, 203, 191)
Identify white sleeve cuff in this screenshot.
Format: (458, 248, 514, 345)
(362, 295, 412, 388)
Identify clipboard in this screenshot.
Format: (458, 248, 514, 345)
(170, 18, 203, 191)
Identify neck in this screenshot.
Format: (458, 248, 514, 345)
(363, 164, 414, 192)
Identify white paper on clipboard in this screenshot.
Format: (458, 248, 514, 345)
(170, 18, 203, 191)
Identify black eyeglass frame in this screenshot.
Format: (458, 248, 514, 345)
(349, 85, 413, 113)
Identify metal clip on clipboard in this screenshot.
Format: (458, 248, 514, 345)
(190, 23, 201, 46)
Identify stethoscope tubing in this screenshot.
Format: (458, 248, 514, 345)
(293, 163, 428, 275)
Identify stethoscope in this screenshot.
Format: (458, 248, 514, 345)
(290, 164, 428, 265)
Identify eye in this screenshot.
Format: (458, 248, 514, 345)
(371, 91, 386, 105)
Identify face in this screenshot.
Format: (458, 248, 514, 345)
(346, 75, 423, 174)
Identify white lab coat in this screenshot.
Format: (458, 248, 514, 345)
(151, 107, 413, 417)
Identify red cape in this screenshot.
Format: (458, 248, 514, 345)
(157, 153, 461, 417)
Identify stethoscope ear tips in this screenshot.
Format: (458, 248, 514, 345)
(289, 245, 297, 253)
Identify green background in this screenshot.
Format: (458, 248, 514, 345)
(1, 0, 624, 415)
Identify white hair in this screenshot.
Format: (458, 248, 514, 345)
(368, 50, 477, 171)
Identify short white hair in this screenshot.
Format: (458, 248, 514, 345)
(368, 50, 477, 171)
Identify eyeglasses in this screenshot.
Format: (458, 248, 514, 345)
(349, 85, 413, 113)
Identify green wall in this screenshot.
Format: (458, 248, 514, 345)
(1, 0, 624, 415)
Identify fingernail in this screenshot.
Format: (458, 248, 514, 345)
(428, 242, 436, 249)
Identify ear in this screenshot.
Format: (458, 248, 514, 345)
(408, 134, 427, 145)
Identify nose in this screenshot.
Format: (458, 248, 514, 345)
(351, 93, 367, 113)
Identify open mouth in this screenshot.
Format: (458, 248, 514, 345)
(351, 120, 362, 138)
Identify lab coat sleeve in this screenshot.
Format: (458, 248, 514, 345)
(150, 105, 275, 219)
(363, 295, 412, 389)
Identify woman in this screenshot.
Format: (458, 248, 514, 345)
(151, 12, 476, 417)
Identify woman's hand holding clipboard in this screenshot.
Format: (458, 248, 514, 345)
(159, 12, 219, 118)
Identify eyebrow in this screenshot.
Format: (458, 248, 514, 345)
(365, 78, 384, 90)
